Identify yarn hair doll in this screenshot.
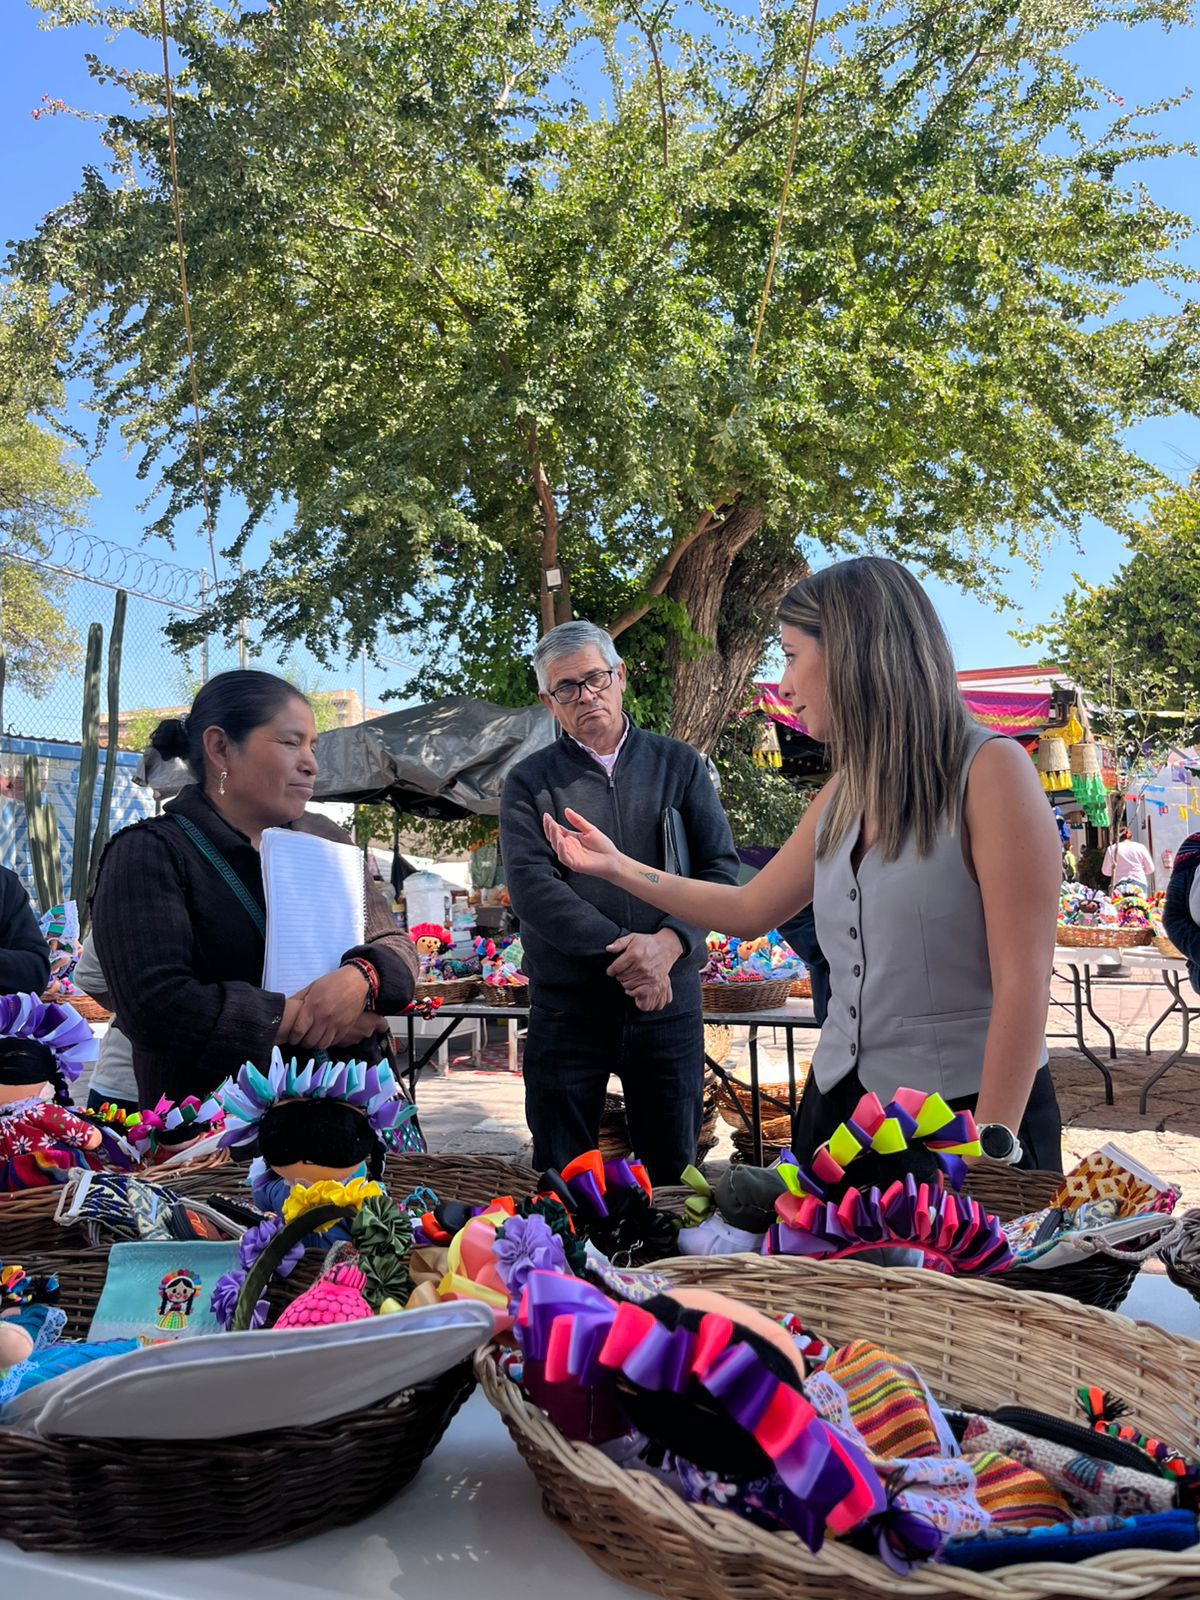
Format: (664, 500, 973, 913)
(205, 1049, 421, 1226)
(0, 994, 114, 1191)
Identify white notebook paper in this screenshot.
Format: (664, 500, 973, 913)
(260, 827, 366, 995)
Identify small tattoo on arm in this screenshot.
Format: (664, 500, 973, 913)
(639, 870, 661, 885)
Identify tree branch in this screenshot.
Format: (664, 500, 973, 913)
(530, 422, 569, 632)
(607, 504, 728, 639)
(631, 4, 670, 168)
(303, 215, 482, 328)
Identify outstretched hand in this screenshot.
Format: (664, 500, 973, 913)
(542, 807, 623, 880)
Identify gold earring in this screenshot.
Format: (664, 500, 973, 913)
(219, 770, 227, 796)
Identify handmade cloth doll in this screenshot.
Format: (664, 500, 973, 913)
(206, 1050, 422, 1230)
(38, 902, 83, 999)
(0, 993, 128, 1191)
(409, 922, 453, 978)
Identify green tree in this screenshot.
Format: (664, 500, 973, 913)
(18, 0, 1200, 747)
(711, 710, 813, 849)
(0, 285, 86, 698)
(1024, 473, 1200, 823)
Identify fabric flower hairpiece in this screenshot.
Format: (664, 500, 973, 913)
(785, 1088, 982, 1202)
(765, 1089, 1009, 1274)
(514, 1269, 885, 1555)
(0, 992, 98, 1095)
(203, 1049, 416, 1156)
(124, 1096, 224, 1157)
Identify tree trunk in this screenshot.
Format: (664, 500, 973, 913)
(665, 511, 809, 751)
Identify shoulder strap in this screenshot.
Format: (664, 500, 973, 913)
(169, 814, 266, 939)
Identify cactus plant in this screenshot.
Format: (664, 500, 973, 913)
(15, 592, 127, 926)
(23, 753, 63, 913)
(69, 622, 103, 905)
(86, 589, 126, 907)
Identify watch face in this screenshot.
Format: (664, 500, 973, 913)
(980, 1124, 1015, 1161)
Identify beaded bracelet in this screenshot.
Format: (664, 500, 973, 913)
(342, 956, 380, 1011)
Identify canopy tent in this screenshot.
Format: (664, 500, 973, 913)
(750, 683, 1052, 738)
(137, 695, 555, 821)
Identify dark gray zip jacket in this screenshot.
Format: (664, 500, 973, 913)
(499, 721, 739, 1017)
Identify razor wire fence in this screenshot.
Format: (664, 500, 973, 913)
(0, 529, 241, 748)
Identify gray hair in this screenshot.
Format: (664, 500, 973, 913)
(533, 620, 622, 692)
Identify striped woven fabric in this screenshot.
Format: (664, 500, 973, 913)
(968, 1450, 1073, 1527)
(823, 1339, 944, 1460)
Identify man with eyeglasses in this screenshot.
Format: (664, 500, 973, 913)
(500, 620, 739, 1183)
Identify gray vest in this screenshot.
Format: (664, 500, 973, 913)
(811, 723, 1042, 1102)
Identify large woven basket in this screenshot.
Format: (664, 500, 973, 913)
(1056, 924, 1151, 948)
(2, 1249, 472, 1555)
(789, 975, 812, 1000)
(382, 1151, 538, 1204)
(715, 1075, 808, 1145)
(479, 1254, 1200, 1600)
(415, 974, 481, 1003)
(702, 978, 793, 1013)
(3, 1247, 474, 1554)
(1154, 932, 1185, 961)
(598, 1076, 720, 1165)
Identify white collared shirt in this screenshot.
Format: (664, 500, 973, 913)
(570, 714, 630, 777)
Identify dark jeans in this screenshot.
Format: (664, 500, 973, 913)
(793, 1064, 1063, 1173)
(523, 1002, 704, 1185)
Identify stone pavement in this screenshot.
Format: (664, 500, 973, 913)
(414, 963, 1200, 1208)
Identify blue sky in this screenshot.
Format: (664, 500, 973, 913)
(3, 1, 1198, 706)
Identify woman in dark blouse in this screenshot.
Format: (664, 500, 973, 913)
(92, 671, 417, 1104)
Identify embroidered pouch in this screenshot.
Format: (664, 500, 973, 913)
(88, 1241, 241, 1342)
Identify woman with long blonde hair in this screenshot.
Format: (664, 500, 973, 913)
(543, 557, 1063, 1169)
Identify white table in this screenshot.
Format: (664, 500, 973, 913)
(1050, 945, 1129, 1101)
(4, 1271, 1197, 1598)
(1119, 949, 1198, 1111)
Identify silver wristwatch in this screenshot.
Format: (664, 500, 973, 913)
(977, 1123, 1024, 1166)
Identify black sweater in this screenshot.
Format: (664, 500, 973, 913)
(1164, 842, 1200, 996)
(500, 722, 739, 1017)
(0, 866, 51, 996)
(92, 785, 417, 1102)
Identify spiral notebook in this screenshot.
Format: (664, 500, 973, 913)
(260, 827, 366, 994)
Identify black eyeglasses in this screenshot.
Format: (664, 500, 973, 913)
(548, 668, 617, 705)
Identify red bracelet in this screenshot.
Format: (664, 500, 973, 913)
(343, 957, 380, 1011)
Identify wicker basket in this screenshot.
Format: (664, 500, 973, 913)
(960, 1160, 1178, 1311)
(1154, 932, 1185, 961)
(414, 975, 481, 1004)
(0, 1150, 238, 1253)
(598, 1077, 720, 1166)
(63, 993, 112, 1024)
(789, 975, 812, 1000)
(479, 1253, 1200, 1600)
(482, 982, 529, 1007)
(1164, 1209, 1200, 1307)
(716, 1070, 810, 1141)
(702, 978, 793, 1013)
(382, 1152, 538, 1204)
(3, 1246, 473, 1555)
(1056, 924, 1151, 948)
